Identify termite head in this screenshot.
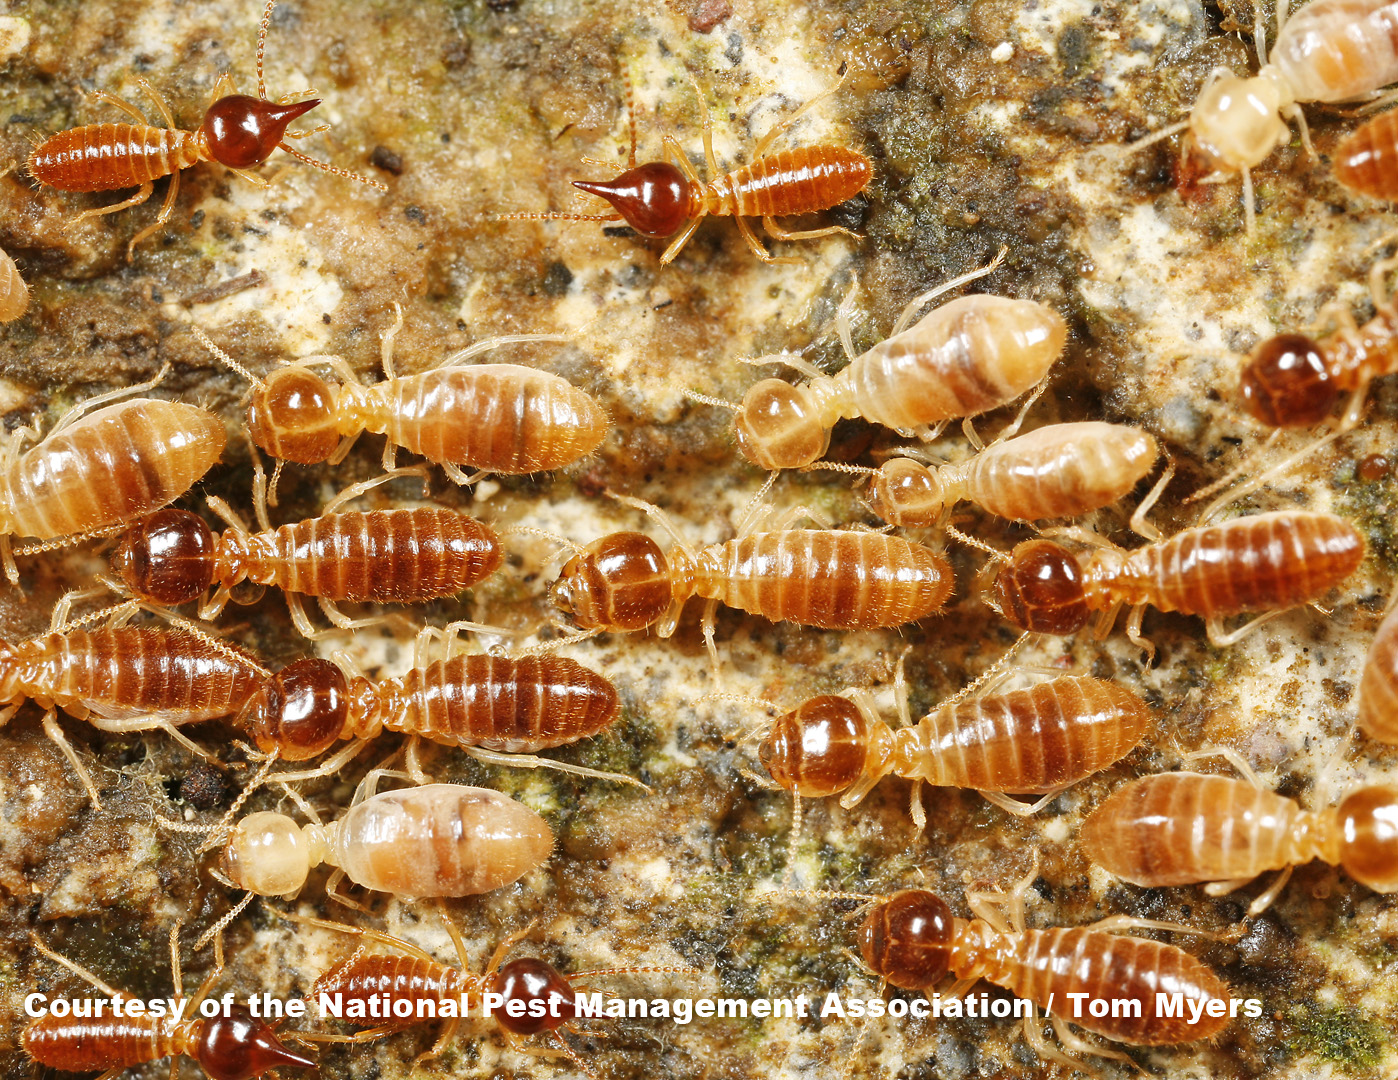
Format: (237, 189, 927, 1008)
(1239, 333, 1337, 427)
(490, 957, 577, 1035)
(196, 1003, 316, 1080)
(201, 95, 321, 169)
(859, 890, 954, 990)
(573, 162, 692, 238)
(247, 367, 340, 463)
(1337, 785, 1398, 893)
(236, 658, 348, 761)
(222, 812, 310, 897)
(996, 539, 1091, 634)
(759, 696, 870, 797)
(868, 458, 947, 526)
(1188, 72, 1290, 172)
(112, 509, 217, 605)
(552, 531, 673, 631)
(733, 379, 830, 470)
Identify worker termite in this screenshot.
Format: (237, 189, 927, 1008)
(281, 910, 691, 1077)
(1129, 0, 1398, 232)
(501, 68, 870, 264)
(216, 783, 553, 900)
(777, 856, 1232, 1072)
(27, 0, 386, 258)
(1336, 107, 1398, 200)
(0, 375, 226, 582)
(112, 464, 502, 638)
(696, 249, 1066, 471)
(22, 921, 315, 1080)
(548, 486, 953, 669)
(193, 302, 608, 487)
(1081, 764, 1398, 914)
(1239, 250, 1398, 430)
(818, 421, 1159, 526)
(1360, 601, 1398, 743)
(0, 596, 268, 807)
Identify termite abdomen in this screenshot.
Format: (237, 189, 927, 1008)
(726, 146, 872, 217)
(1336, 108, 1398, 201)
(313, 955, 463, 1031)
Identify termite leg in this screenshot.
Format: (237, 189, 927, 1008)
(734, 213, 797, 265)
(1205, 608, 1286, 647)
(41, 709, 103, 807)
(890, 246, 1007, 336)
(1124, 603, 1155, 664)
(1127, 459, 1174, 540)
(87, 87, 148, 124)
(67, 181, 155, 229)
(977, 786, 1070, 817)
(761, 215, 859, 243)
(1020, 1009, 1088, 1075)
(1049, 1015, 1134, 1070)
(133, 75, 177, 127)
(751, 72, 849, 159)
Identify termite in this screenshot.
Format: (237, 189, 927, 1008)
(1081, 766, 1398, 914)
(1129, 0, 1398, 233)
(501, 68, 869, 264)
(696, 249, 1066, 471)
(0, 244, 27, 322)
(112, 464, 502, 638)
(193, 302, 609, 488)
(755, 674, 1150, 829)
(548, 486, 952, 669)
(282, 910, 690, 1077)
(819, 421, 1159, 527)
(0, 596, 268, 807)
(0, 373, 226, 582)
(22, 921, 315, 1080)
(27, 0, 386, 259)
(1360, 601, 1398, 742)
(1239, 250, 1398, 430)
(784, 856, 1231, 1072)
(217, 783, 553, 900)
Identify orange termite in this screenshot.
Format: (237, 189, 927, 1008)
(22, 922, 315, 1080)
(1336, 107, 1398, 200)
(502, 69, 870, 264)
(1081, 770, 1398, 913)
(1360, 601, 1398, 743)
(0, 244, 27, 322)
(282, 911, 689, 1077)
(27, 0, 386, 258)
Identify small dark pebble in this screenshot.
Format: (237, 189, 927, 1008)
(370, 146, 404, 176)
(179, 761, 232, 810)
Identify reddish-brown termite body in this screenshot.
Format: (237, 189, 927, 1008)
(0, 244, 27, 322)
(502, 70, 869, 264)
(27, 0, 385, 257)
(1360, 601, 1398, 742)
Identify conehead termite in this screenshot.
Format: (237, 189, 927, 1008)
(501, 67, 870, 264)
(27, 0, 386, 258)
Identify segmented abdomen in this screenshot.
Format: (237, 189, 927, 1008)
(365, 365, 608, 473)
(1360, 604, 1398, 742)
(696, 530, 952, 629)
(28, 124, 201, 191)
(717, 146, 871, 217)
(1112, 511, 1364, 616)
(900, 676, 1149, 792)
(1336, 110, 1398, 200)
(21, 1014, 177, 1070)
(963, 923, 1230, 1044)
(19, 628, 264, 722)
(314, 955, 467, 1031)
(244, 509, 501, 601)
(1081, 773, 1305, 886)
(1272, 0, 1398, 103)
(384, 655, 619, 751)
(0, 399, 225, 539)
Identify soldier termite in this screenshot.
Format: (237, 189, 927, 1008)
(216, 783, 553, 900)
(548, 486, 952, 670)
(818, 422, 1159, 527)
(1128, 0, 1398, 233)
(22, 921, 315, 1080)
(191, 303, 608, 490)
(775, 856, 1233, 1072)
(281, 910, 691, 1077)
(26, 0, 386, 259)
(0, 374, 226, 583)
(112, 464, 502, 638)
(1239, 250, 1398, 430)
(1081, 762, 1398, 914)
(501, 67, 870, 264)
(693, 249, 1066, 471)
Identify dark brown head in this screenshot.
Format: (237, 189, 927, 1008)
(759, 696, 869, 798)
(1239, 333, 1337, 427)
(247, 367, 340, 464)
(201, 95, 321, 169)
(573, 162, 692, 238)
(859, 890, 954, 990)
(112, 509, 217, 605)
(195, 1004, 315, 1080)
(551, 532, 672, 631)
(1338, 785, 1398, 893)
(490, 957, 576, 1036)
(733, 379, 830, 470)
(996, 540, 1091, 634)
(235, 658, 348, 760)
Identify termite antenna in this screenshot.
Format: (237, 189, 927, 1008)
(275, 143, 389, 192)
(682, 387, 740, 412)
(945, 523, 1009, 562)
(189, 324, 266, 387)
(194, 890, 257, 952)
